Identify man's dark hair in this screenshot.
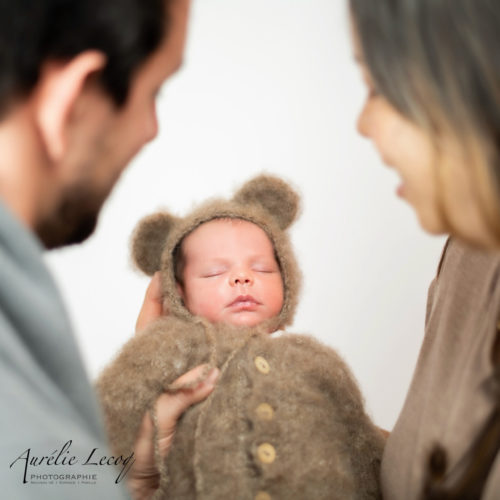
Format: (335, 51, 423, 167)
(0, 0, 168, 116)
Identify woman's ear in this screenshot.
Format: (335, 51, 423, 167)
(33, 50, 107, 162)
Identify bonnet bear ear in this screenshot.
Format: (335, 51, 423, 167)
(233, 174, 300, 230)
(131, 212, 179, 275)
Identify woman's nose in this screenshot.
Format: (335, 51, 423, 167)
(230, 270, 253, 286)
(356, 101, 370, 138)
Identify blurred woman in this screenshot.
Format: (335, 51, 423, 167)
(350, 1, 500, 498)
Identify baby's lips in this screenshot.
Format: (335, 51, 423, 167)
(227, 295, 260, 307)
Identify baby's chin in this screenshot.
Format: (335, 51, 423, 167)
(222, 311, 276, 330)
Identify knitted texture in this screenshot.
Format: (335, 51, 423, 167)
(96, 174, 384, 499)
(97, 318, 384, 499)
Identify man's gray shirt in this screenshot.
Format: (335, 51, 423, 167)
(0, 201, 130, 498)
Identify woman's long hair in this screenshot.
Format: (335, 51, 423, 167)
(350, 0, 500, 244)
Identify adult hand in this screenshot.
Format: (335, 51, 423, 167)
(127, 365, 220, 500)
(378, 427, 390, 439)
(135, 272, 163, 334)
(129, 274, 220, 499)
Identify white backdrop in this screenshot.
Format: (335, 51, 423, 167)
(45, 0, 445, 431)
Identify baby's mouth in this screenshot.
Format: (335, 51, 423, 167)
(227, 295, 261, 310)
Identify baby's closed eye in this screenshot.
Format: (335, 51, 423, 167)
(200, 268, 227, 278)
(252, 263, 279, 273)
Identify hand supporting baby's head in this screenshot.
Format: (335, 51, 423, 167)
(131, 175, 302, 331)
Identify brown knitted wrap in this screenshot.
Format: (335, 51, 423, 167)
(97, 319, 384, 499)
(96, 174, 384, 499)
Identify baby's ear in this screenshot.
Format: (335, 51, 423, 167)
(233, 174, 300, 229)
(131, 212, 179, 275)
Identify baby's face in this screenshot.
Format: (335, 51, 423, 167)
(178, 219, 284, 327)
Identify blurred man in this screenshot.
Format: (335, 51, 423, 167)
(0, 1, 217, 498)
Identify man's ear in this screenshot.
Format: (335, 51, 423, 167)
(34, 51, 107, 162)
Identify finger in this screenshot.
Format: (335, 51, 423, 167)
(153, 366, 219, 455)
(378, 427, 390, 439)
(158, 365, 220, 425)
(135, 272, 163, 334)
(132, 365, 219, 469)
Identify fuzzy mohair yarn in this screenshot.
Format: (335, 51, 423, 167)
(96, 174, 384, 499)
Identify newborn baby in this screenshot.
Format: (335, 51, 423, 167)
(175, 218, 284, 328)
(97, 175, 384, 499)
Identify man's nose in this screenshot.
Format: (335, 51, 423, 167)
(230, 270, 253, 286)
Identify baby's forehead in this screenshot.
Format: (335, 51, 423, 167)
(190, 217, 268, 237)
(181, 218, 275, 255)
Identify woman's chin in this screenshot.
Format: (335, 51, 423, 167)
(414, 205, 448, 238)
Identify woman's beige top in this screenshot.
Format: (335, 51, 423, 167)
(381, 238, 500, 499)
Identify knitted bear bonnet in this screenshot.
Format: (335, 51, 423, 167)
(131, 174, 302, 331)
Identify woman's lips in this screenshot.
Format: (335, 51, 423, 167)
(227, 295, 260, 311)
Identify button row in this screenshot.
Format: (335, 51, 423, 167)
(253, 356, 275, 500)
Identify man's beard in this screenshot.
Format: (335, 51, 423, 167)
(35, 184, 107, 250)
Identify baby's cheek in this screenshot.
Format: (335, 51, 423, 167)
(270, 290, 285, 316)
(189, 283, 226, 322)
(262, 276, 284, 315)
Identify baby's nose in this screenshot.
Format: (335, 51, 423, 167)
(230, 270, 253, 286)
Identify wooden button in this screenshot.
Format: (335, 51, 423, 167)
(254, 356, 270, 374)
(257, 443, 276, 464)
(256, 403, 274, 421)
(255, 492, 272, 500)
